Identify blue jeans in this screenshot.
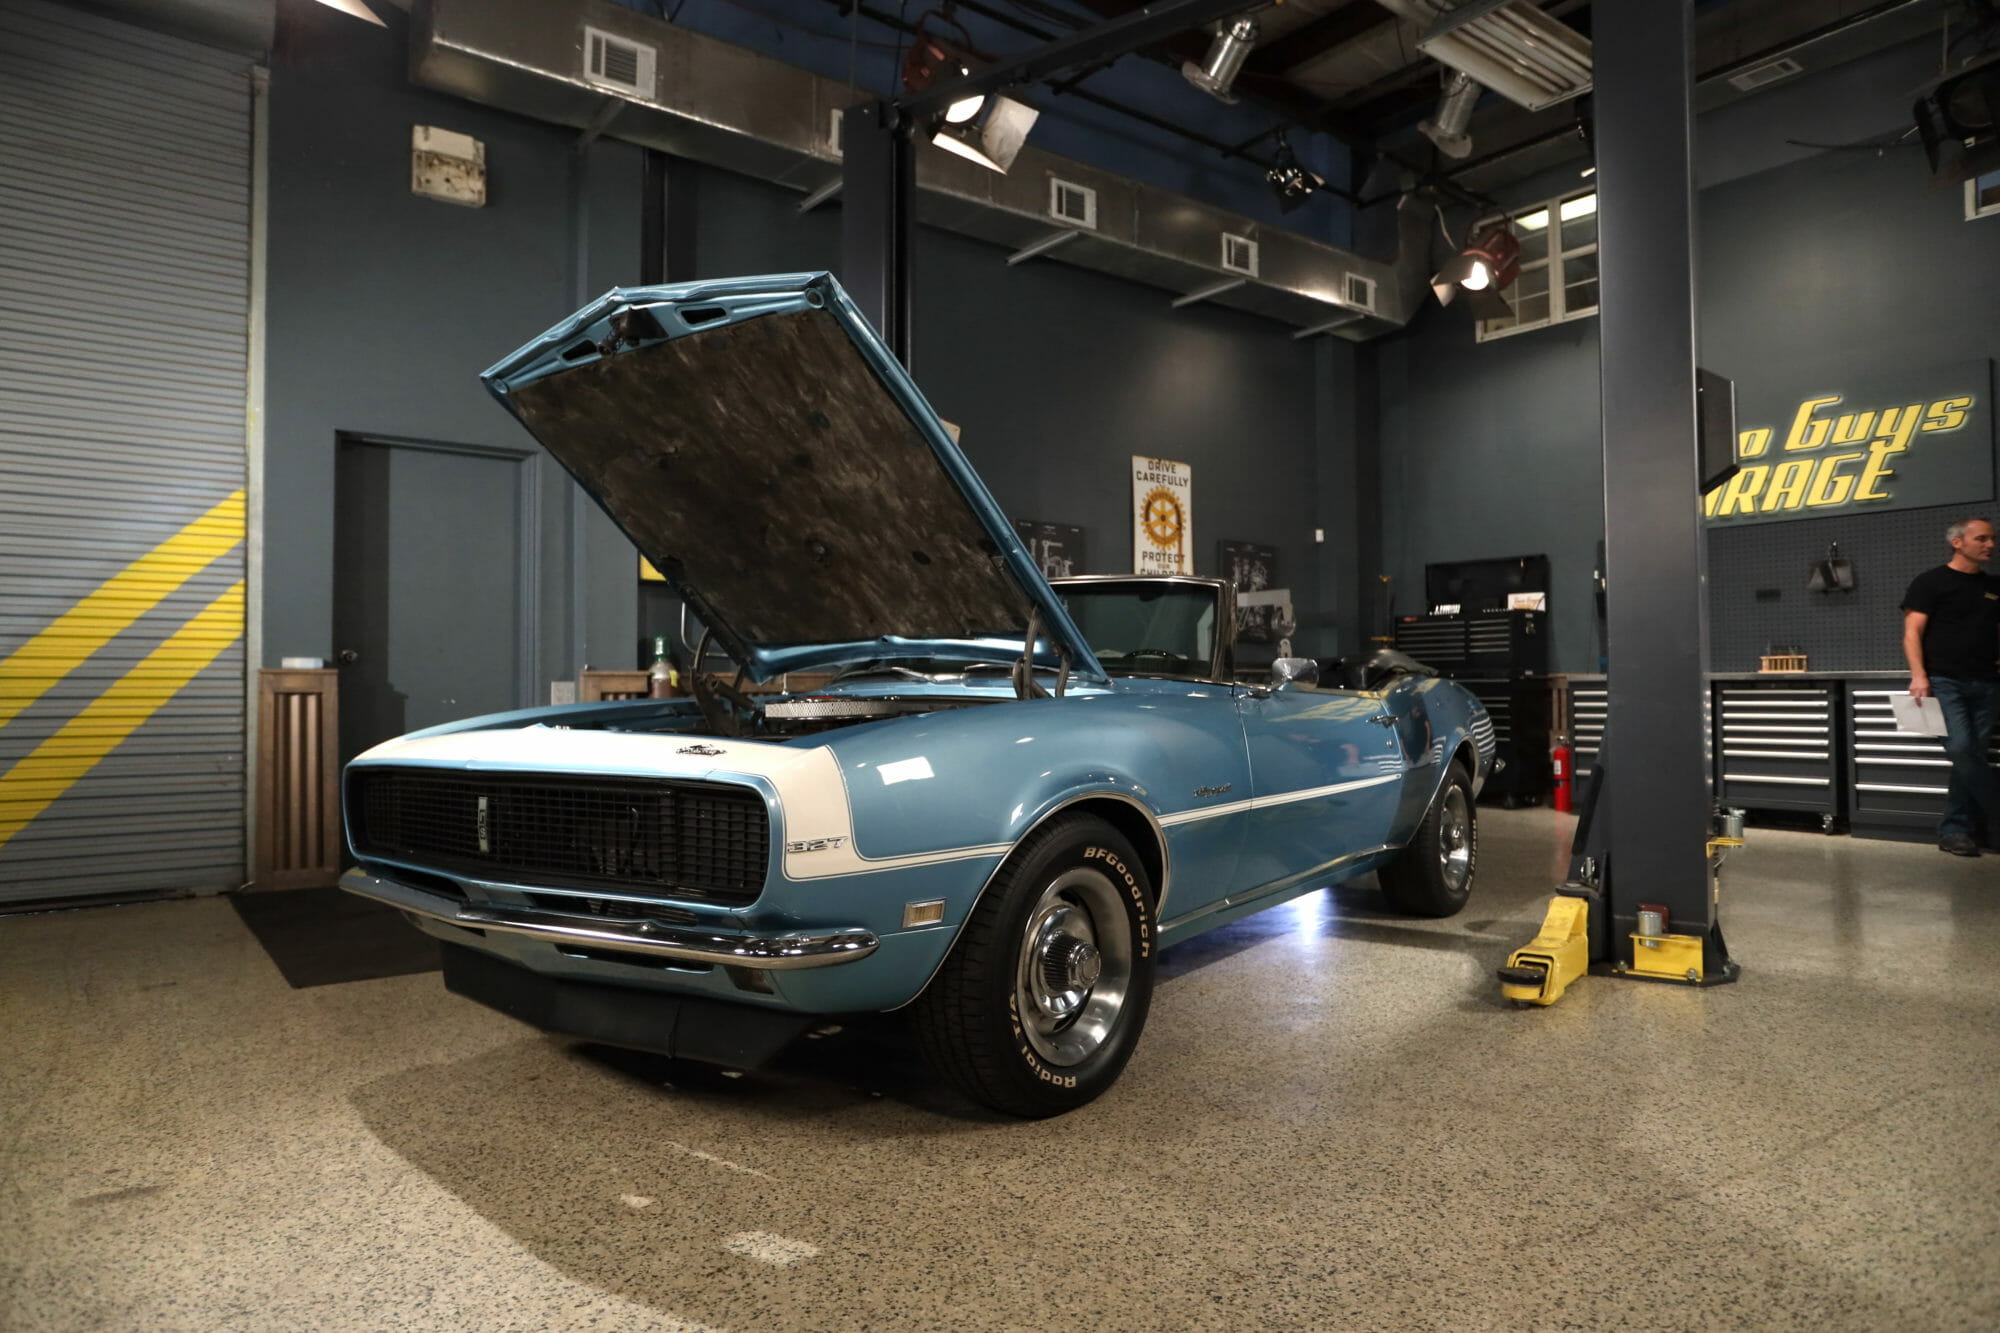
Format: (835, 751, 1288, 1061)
(1930, 676, 2000, 842)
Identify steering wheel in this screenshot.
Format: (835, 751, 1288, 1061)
(689, 630, 759, 736)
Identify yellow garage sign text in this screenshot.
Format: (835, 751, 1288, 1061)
(1704, 392, 1975, 519)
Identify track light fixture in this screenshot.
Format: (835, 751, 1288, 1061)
(901, 8, 1039, 175)
(1430, 224, 1522, 319)
(1419, 69, 1481, 160)
(1265, 135, 1324, 213)
(931, 93, 1041, 174)
(1183, 16, 1260, 104)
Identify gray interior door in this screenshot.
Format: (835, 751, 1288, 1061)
(334, 436, 534, 768)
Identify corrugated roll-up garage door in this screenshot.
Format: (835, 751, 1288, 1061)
(0, 0, 251, 905)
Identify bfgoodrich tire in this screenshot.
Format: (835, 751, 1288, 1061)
(912, 814, 1156, 1117)
(1378, 762, 1477, 918)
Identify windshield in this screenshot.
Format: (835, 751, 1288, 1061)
(1058, 583, 1217, 678)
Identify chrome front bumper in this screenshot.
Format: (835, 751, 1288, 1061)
(340, 869, 880, 970)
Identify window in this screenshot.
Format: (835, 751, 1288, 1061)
(1475, 190, 1598, 341)
(1968, 170, 2000, 221)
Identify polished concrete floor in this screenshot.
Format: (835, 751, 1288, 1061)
(3, 809, 1997, 1331)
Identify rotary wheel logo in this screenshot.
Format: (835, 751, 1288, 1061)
(1141, 487, 1185, 550)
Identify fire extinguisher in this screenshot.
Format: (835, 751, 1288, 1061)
(1551, 743, 1573, 813)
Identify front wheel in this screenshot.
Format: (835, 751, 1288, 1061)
(1379, 762, 1477, 917)
(912, 814, 1156, 1117)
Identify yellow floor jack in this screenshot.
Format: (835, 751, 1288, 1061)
(1498, 894, 1591, 1005)
(1498, 764, 1743, 1005)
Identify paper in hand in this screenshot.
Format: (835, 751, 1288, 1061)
(1888, 692, 1949, 737)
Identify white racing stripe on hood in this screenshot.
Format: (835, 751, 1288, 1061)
(357, 727, 1007, 882)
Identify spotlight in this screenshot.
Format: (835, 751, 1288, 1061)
(312, 0, 384, 23)
(1914, 50, 2000, 186)
(1265, 135, 1324, 213)
(1430, 225, 1521, 319)
(1183, 16, 1260, 104)
(1419, 69, 1481, 160)
(931, 93, 1040, 174)
(902, 11, 970, 98)
(901, 10, 1038, 175)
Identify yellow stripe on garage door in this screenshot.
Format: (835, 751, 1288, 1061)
(0, 580, 245, 852)
(0, 489, 245, 731)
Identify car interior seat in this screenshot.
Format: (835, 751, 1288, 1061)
(1329, 647, 1436, 690)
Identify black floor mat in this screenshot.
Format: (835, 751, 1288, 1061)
(231, 886, 440, 989)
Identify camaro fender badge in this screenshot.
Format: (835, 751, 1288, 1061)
(677, 743, 726, 756)
(476, 795, 490, 853)
(1193, 783, 1233, 798)
(786, 836, 849, 854)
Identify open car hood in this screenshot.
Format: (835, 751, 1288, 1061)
(482, 273, 1103, 684)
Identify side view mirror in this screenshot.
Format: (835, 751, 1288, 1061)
(1271, 657, 1320, 688)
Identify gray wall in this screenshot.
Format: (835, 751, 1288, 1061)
(669, 162, 1360, 659)
(1375, 69, 2000, 673)
(265, 2, 1364, 695)
(265, 0, 641, 682)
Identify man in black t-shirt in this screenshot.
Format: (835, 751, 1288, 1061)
(1901, 516, 2000, 855)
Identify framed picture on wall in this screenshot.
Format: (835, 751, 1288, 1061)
(1220, 540, 1279, 643)
(1132, 456, 1193, 574)
(1013, 520, 1087, 579)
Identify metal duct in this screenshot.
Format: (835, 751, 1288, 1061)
(411, 0, 1407, 338)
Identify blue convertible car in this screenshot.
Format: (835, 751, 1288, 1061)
(341, 272, 1494, 1116)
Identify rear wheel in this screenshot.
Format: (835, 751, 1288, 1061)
(1379, 762, 1477, 917)
(912, 814, 1156, 1117)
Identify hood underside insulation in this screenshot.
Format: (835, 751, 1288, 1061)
(506, 306, 1029, 653)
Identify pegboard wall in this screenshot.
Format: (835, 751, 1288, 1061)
(1706, 502, 1984, 672)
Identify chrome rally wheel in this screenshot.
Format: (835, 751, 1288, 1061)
(912, 814, 1156, 1117)
(1437, 783, 1474, 894)
(1379, 761, 1478, 918)
(1015, 868, 1134, 1068)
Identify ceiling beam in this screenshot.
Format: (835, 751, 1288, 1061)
(899, 0, 1266, 116)
(1064, 0, 1385, 154)
(1245, 3, 1390, 77)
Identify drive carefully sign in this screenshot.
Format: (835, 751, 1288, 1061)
(1704, 359, 1994, 525)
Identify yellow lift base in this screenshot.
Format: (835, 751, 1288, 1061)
(1497, 896, 1590, 1005)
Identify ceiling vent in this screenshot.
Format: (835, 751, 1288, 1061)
(1221, 233, 1259, 277)
(1049, 178, 1099, 230)
(1726, 55, 1804, 93)
(1341, 273, 1378, 313)
(1413, 0, 1592, 111)
(583, 25, 654, 96)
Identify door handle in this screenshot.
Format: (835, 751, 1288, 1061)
(338, 649, 360, 665)
(1246, 687, 1272, 700)
(1370, 713, 1396, 727)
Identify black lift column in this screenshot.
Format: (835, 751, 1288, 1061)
(1595, 0, 1734, 980)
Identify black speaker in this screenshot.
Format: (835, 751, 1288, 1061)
(1915, 51, 2000, 186)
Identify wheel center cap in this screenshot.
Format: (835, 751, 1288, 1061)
(1065, 940, 1102, 990)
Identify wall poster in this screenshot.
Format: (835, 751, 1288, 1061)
(1013, 520, 1087, 579)
(1219, 540, 1279, 643)
(1704, 358, 1994, 525)
(1131, 456, 1193, 574)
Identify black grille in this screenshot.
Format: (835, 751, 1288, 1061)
(348, 769, 770, 906)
